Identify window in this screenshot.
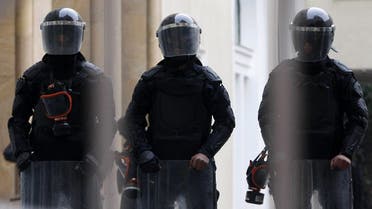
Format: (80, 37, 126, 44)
(235, 0, 257, 50)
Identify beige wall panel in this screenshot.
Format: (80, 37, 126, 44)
(121, 0, 148, 111)
(16, 0, 33, 76)
(147, 0, 162, 68)
(104, 0, 122, 75)
(52, 0, 92, 60)
(90, 0, 104, 68)
(0, 0, 16, 199)
(103, 1, 122, 207)
(32, 0, 52, 62)
(104, 0, 122, 115)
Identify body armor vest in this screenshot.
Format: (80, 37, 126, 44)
(147, 67, 212, 160)
(275, 60, 343, 159)
(29, 62, 102, 159)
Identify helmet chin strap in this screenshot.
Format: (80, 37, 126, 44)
(331, 46, 338, 53)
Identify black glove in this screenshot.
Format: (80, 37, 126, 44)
(138, 151, 161, 173)
(3, 144, 16, 162)
(76, 154, 104, 182)
(16, 151, 32, 171)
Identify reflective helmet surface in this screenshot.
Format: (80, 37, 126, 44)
(40, 8, 85, 55)
(157, 13, 201, 57)
(290, 7, 335, 62)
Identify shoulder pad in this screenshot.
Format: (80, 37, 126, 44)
(141, 65, 162, 80)
(272, 59, 294, 72)
(22, 61, 47, 80)
(201, 66, 222, 82)
(332, 59, 352, 74)
(81, 62, 104, 77)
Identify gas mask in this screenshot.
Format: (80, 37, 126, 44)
(246, 147, 269, 205)
(40, 81, 72, 136)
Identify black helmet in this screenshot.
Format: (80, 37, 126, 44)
(290, 7, 335, 62)
(40, 8, 85, 55)
(156, 13, 201, 57)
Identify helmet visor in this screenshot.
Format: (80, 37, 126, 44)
(41, 21, 85, 55)
(157, 24, 200, 57)
(291, 25, 334, 62)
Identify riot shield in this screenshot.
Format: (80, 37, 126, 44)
(133, 160, 216, 209)
(270, 160, 352, 209)
(21, 161, 102, 209)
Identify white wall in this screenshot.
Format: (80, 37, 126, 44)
(232, 0, 277, 208)
(232, 1, 305, 208)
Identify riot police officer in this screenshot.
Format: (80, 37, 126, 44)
(8, 8, 116, 209)
(118, 13, 235, 209)
(258, 7, 368, 209)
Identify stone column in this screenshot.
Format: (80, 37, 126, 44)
(103, 1, 122, 208)
(147, 0, 162, 68)
(0, 0, 16, 199)
(104, 0, 122, 116)
(16, 0, 33, 77)
(121, 0, 148, 112)
(90, 0, 105, 68)
(32, 0, 52, 62)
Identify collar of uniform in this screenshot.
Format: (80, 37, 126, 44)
(41, 52, 86, 79)
(157, 56, 203, 67)
(42, 52, 86, 64)
(291, 56, 331, 75)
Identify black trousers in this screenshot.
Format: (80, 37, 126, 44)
(270, 160, 352, 209)
(21, 161, 102, 209)
(121, 160, 217, 209)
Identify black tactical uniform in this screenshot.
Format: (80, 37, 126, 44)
(118, 13, 235, 209)
(9, 53, 115, 163)
(119, 57, 235, 209)
(258, 8, 368, 209)
(8, 8, 116, 209)
(120, 57, 234, 161)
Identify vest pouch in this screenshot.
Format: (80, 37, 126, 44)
(40, 81, 73, 136)
(52, 121, 72, 137)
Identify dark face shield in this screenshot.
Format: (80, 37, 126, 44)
(291, 25, 334, 62)
(41, 21, 85, 55)
(157, 24, 201, 57)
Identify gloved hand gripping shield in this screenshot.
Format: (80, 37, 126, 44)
(40, 81, 72, 136)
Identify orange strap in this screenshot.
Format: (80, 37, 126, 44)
(40, 91, 73, 119)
